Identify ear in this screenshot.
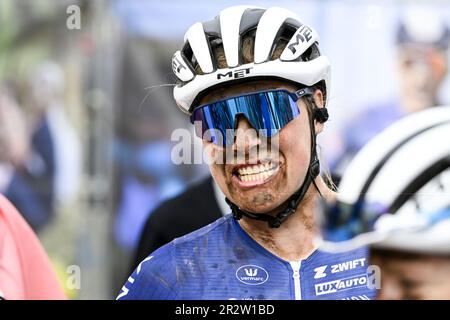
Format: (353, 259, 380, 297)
(313, 89, 325, 134)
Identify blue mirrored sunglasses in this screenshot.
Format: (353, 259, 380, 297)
(190, 87, 314, 147)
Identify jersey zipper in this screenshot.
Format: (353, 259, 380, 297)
(290, 261, 302, 300)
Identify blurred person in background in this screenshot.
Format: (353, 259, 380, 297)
(334, 8, 449, 173)
(0, 193, 65, 299)
(27, 61, 82, 210)
(321, 106, 450, 299)
(0, 61, 81, 233)
(114, 138, 185, 251)
(0, 80, 55, 232)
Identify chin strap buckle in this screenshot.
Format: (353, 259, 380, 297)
(268, 218, 282, 228)
(314, 107, 329, 123)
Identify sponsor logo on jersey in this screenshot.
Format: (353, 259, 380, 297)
(313, 258, 366, 280)
(313, 265, 328, 279)
(331, 258, 366, 274)
(236, 265, 269, 286)
(315, 274, 368, 296)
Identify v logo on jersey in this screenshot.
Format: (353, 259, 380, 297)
(244, 268, 257, 277)
(236, 265, 269, 285)
(314, 265, 327, 279)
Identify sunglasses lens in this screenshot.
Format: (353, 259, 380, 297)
(191, 90, 300, 147)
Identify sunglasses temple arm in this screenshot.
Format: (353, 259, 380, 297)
(292, 86, 315, 101)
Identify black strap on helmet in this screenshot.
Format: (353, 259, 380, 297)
(226, 88, 325, 228)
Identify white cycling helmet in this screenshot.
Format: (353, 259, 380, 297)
(172, 5, 331, 114)
(321, 106, 450, 255)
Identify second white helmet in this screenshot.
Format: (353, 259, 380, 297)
(321, 106, 450, 255)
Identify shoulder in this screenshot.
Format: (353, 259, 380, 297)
(117, 242, 177, 300)
(117, 215, 234, 300)
(172, 214, 233, 246)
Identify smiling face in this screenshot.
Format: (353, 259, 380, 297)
(199, 80, 322, 215)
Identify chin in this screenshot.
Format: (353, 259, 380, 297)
(233, 195, 285, 214)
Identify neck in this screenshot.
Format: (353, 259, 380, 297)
(238, 176, 335, 261)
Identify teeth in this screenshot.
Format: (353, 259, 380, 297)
(236, 161, 279, 183)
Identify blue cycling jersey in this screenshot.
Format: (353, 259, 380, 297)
(117, 214, 377, 300)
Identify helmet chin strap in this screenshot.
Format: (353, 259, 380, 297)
(226, 100, 324, 228)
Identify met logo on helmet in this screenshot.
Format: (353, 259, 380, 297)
(217, 67, 252, 80)
(287, 24, 313, 54)
(172, 56, 187, 74)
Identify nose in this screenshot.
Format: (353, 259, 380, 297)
(232, 115, 261, 153)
